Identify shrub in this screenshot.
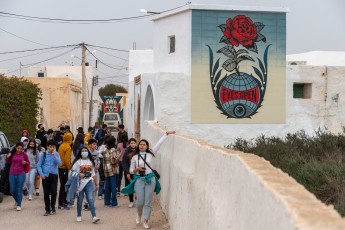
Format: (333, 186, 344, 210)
(228, 129, 345, 216)
(0, 76, 42, 143)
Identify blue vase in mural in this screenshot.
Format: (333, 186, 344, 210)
(207, 15, 271, 119)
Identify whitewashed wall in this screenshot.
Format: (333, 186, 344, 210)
(153, 10, 191, 75)
(142, 121, 345, 230)
(137, 65, 345, 147)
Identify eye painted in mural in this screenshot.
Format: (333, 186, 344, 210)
(207, 15, 271, 119)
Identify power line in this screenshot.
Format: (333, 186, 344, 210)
(0, 11, 153, 24)
(91, 48, 128, 61)
(0, 46, 70, 63)
(7, 47, 79, 74)
(0, 44, 79, 55)
(0, 27, 50, 47)
(85, 47, 127, 70)
(86, 44, 128, 53)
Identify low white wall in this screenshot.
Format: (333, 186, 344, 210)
(142, 121, 345, 230)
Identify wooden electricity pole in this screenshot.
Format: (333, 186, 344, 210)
(81, 43, 86, 128)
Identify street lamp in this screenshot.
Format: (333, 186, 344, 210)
(139, 9, 160, 14)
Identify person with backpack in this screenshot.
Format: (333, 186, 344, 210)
(122, 130, 175, 229)
(71, 146, 100, 223)
(95, 124, 107, 147)
(6, 142, 30, 211)
(37, 140, 62, 216)
(24, 139, 39, 201)
(122, 138, 137, 208)
(57, 132, 73, 209)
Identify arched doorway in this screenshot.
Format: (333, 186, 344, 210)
(143, 85, 155, 121)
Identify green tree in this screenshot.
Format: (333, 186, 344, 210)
(98, 84, 127, 96)
(0, 76, 42, 144)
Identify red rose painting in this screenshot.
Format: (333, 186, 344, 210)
(219, 15, 266, 53)
(223, 16, 258, 47)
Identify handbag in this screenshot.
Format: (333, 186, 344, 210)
(23, 153, 30, 173)
(25, 164, 30, 173)
(138, 154, 160, 180)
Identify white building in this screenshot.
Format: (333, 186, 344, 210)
(128, 4, 345, 147)
(28, 65, 101, 129)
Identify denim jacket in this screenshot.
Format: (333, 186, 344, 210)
(65, 170, 79, 203)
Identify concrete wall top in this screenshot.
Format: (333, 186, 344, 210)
(144, 121, 345, 230)
(152, 4, 288, 22)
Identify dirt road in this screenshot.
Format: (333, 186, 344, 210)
(0, 188, 170, 230)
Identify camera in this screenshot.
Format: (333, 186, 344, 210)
(139, 168, 146, 177)
(84, 172, 90, 178)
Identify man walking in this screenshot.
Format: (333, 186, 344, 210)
(37, 140, 62, 216)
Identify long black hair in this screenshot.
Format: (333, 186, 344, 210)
(134, 139, 155, 157)
(11, 142, 24, 154)
(71, 146, 95, 167)
(27, 139, 37, 155)
(106, 136, 116, 149)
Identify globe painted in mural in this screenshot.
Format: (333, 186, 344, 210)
(218, 72, 261, 118)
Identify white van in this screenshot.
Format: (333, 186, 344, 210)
(103, 112, 121, 129)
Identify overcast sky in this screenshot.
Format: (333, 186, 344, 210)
(0, 0, 344, 86)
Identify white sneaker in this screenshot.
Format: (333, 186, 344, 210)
(76, 216, 82, 222)
(35, 189, 39, 196)
(136, 215, 141, 225)
(92, 216, 100, 223)
(14, 201, 17, 209)
(128, 202, 134, 208)
(28, 195, 32, 201)
(98, 196, 102, 200)
(16, 206, 21, 211)
(143, 222, 150, 229)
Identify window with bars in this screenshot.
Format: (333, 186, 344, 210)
(293, 83, 312, 98)
(38, 72, 44, 77)
(169, 35, 175, 53)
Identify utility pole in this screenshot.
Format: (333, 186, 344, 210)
(19, 62, 22, 76)
(88, 76, 95, 127)
(81, 43, 86, 128)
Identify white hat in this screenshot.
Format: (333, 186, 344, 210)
(20, 137, 29, 142)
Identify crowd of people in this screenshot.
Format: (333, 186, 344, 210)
(4, 123, 175, 229)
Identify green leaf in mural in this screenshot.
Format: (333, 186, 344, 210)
(254, 22, 265, 32)
(218, 24, 227, 32)
(256, 33, 266, 43)
(237, 55, 255, 65)
(219, 36, 228, 43)
(217, 46, 236, 59)
(236, 49, 249, 57)
(247, 43, 258, 53)
(222, 58, 237, 72)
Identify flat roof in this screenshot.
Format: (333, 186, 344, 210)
(153, 4, 289, 21)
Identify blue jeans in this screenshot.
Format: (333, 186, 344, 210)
(25, 168, 37, 196)
(9, 173, 26, 206)
(104, 175, 118, 206)
(77, 181, 96, 218)
(98, 179, 104, 197)
(134, 177, 156, 221)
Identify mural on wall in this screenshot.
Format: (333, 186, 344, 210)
(191, 10, 286, 123)
(207, 15, 270, 119)
(100, 95, 126, 124)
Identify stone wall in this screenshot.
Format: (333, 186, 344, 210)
(142, 121, 345, 230)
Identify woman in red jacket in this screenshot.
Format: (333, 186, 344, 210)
(6, 142, 30, 211)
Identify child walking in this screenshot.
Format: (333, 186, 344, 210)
(71, 146, 100, 223)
